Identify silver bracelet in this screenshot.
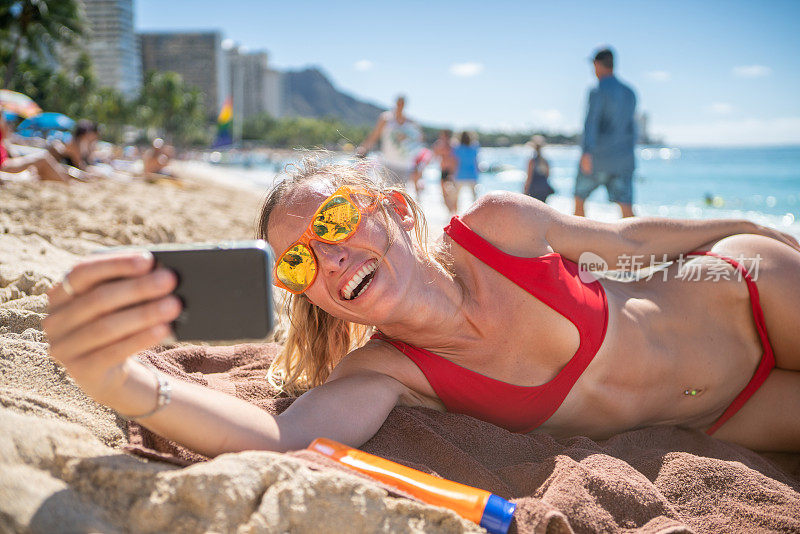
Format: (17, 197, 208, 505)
(118, 364, 172, 421)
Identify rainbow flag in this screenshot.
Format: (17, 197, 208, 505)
(213, 97, 233, 147)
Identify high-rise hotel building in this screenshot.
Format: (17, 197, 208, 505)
(227, 46, 283, 124)
(80, 0, 141, 96)
(138, 31, 229, 119)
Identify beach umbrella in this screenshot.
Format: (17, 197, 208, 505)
(0, 89, 42, 118)
(16, 112, 75, 138)
(1, 110, 20, 122)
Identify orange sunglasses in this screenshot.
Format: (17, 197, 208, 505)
(273, 185, 405, 294)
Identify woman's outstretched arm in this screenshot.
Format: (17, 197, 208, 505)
(463, 191, 799, 267)
(549, 208, 799, 263)
(44, 253, 404, 456)
(102, 360, 404, 455)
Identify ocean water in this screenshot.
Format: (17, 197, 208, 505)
(421, 145, 800, 236)
(207, 145, 800, 237)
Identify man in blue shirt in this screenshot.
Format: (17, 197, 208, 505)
(575, 48, 637, 218)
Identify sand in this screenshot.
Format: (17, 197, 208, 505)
(0, 167, 479, 533)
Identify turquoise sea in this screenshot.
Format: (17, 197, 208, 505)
(209, 145, 800, 237)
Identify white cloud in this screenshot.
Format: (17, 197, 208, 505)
(449, 62, 484, 77)
(645, 70, 671, 82)
(708, 102, 733, 115)
(732, 65, 772, 78)
(661, 116, 800, 146)
(530, 108, 566, 130)
(221, 38, 236, 51)
(354, 59, 374, 72)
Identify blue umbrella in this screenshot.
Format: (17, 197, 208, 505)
(1, 110, 20, 122)
(17, 112, 75, 137)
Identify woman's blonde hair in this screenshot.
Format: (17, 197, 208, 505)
(257, 153, 446, 395)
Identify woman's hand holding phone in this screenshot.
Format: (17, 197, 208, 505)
(43, 252, 182, 408)
(42, 244, 289, 456)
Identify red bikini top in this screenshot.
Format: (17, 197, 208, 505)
(372, 215, 608, 433)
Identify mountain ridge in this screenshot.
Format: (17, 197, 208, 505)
(281, 67, 386, 126)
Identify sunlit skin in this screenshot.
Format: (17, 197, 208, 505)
(272, 186, 474, 354)
(271, 178, 800, 449)
(43, 174, 800, 456)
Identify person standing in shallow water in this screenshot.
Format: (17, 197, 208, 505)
(452, 131, 479, 214)
(357, 95, 424, 194)
(575, 47, 637, 218)
(433, 129, 458, 216)
(523, 135, 554, 203)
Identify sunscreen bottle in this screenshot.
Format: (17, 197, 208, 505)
(308, 438, 516, 534)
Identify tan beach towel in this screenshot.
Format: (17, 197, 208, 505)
(128, 343, 800, 534)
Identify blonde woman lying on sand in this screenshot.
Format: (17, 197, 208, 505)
(44, 156, 800, 455)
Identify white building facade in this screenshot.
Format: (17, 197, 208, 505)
(227, 47, 283, 123)
(138, 31, 230, 119)
(80, 0, 141, 96)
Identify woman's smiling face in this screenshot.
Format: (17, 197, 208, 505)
(267, 178, 418, 325)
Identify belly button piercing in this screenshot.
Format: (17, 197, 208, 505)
(684, 388, 700, 396)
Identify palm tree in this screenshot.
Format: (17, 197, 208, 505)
(137, 71, 210, 146)
(0, 0, 85, 89)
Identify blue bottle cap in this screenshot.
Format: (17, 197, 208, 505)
(479, 493, 516, 534)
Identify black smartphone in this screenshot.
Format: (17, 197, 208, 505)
(147, 240, 275, 342)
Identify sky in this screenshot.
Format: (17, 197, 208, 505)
(136, 0, 800, 146)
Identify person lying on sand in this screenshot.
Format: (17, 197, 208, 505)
(142, 138, 178, 182)
(0, 113, 71, 183)
(47, 120, 102, 181)
(43, 155, 800, 457)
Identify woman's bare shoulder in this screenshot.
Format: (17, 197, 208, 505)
(459, 191, 552, 257)
(330, 339, 444, 410)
